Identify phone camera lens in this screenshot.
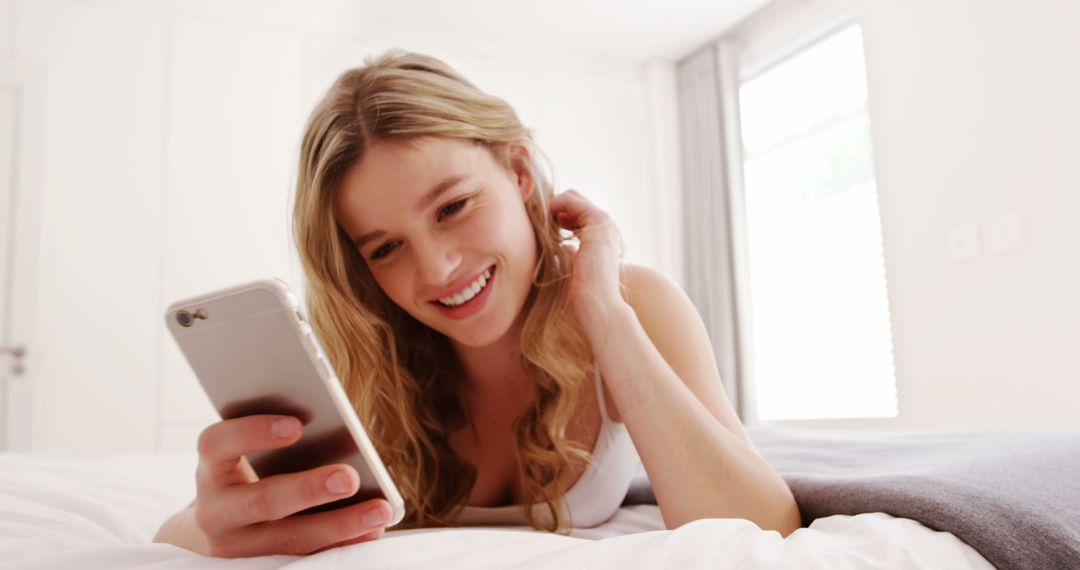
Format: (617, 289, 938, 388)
(176, 310, 193, 327)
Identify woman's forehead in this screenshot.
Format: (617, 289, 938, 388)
(343, 138, 489, 200)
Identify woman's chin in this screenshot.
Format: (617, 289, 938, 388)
(440, 313, 518, 349)
(446, 328, 505, 349)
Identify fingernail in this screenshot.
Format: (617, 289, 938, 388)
(360, 504, 389, 527)
(325, 471, 352, 494)
(272, 418, 297, 438)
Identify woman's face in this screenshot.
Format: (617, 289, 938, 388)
(335, 136, 538, 348)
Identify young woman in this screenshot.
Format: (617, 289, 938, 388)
(154, 50, 801, 558)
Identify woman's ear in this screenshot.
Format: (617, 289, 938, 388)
(507, 142, 535, 202)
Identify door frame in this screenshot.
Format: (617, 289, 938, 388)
(1, 58, 45, 452)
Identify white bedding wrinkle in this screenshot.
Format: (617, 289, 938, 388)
(0, 452, 995, 569)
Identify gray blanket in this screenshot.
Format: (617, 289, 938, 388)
(623, 427, 1080, 570)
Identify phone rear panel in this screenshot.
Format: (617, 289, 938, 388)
(165, 280, 395, 516)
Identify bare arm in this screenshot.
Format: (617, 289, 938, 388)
(598, 264, 801, 535)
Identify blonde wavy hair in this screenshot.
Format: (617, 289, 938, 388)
(292, 50, 597, 531)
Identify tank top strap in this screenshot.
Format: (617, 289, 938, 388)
(593, 364, 616, 425)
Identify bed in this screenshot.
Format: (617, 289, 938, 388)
(3, 426, 1077, 569)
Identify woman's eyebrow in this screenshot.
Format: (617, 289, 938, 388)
(417, 174, 466, 211)
(352, 174, 467, 249)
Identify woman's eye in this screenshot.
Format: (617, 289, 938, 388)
(437, 199, 467, 221)
(370, 241, 397, 260)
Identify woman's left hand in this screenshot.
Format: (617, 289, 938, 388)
(549, 190, 628, 343)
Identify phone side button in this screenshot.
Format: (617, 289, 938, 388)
(317, 356, 334, 378)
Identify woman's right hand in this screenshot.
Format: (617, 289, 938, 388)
(193, 414, 394, 557)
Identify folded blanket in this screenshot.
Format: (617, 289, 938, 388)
(623, 426, 1080, 570)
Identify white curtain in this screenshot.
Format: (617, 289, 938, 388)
(676, 45, 745, 418)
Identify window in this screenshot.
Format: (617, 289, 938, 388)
(736, 23, 897, 421)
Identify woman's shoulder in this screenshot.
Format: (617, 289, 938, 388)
(616, 261, 720, 391)
(619, 262, 688, 313)
(619, 261, 707, 353)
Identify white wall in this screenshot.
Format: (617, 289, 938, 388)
(5, 0, 682, 453)
(785, 0, 1080, 431)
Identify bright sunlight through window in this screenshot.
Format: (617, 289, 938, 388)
(738, 24, 897, 421)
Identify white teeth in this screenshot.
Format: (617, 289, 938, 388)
(438, 268, 493, 307)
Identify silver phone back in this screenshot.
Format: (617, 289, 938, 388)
(165, 278, 404, 524)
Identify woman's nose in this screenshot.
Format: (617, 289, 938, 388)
(413, 240, 461, 288)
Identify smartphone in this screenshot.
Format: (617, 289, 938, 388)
(164, 278, 405, 526)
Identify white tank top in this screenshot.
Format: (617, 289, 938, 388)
(448, 367, 640, 529)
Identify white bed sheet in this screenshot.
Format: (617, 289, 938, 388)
(0, 452, 996, 569)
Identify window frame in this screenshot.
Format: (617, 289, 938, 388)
(717, 0, 901, 429)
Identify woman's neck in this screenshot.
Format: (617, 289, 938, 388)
(451, 313, 532, 403)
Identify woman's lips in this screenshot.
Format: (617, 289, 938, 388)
(429, 265, 496, 320)
(428, 265, 493, 302)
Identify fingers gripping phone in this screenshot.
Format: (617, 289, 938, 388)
(165, 278, 405, 526)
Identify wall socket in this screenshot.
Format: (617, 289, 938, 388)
(945, 211, 1026, 263)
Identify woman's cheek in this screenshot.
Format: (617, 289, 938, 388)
(374, 268, 409, 309)
(511, 206, 539, 265)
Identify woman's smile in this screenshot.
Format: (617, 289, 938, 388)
(429, 265, 496, 320)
